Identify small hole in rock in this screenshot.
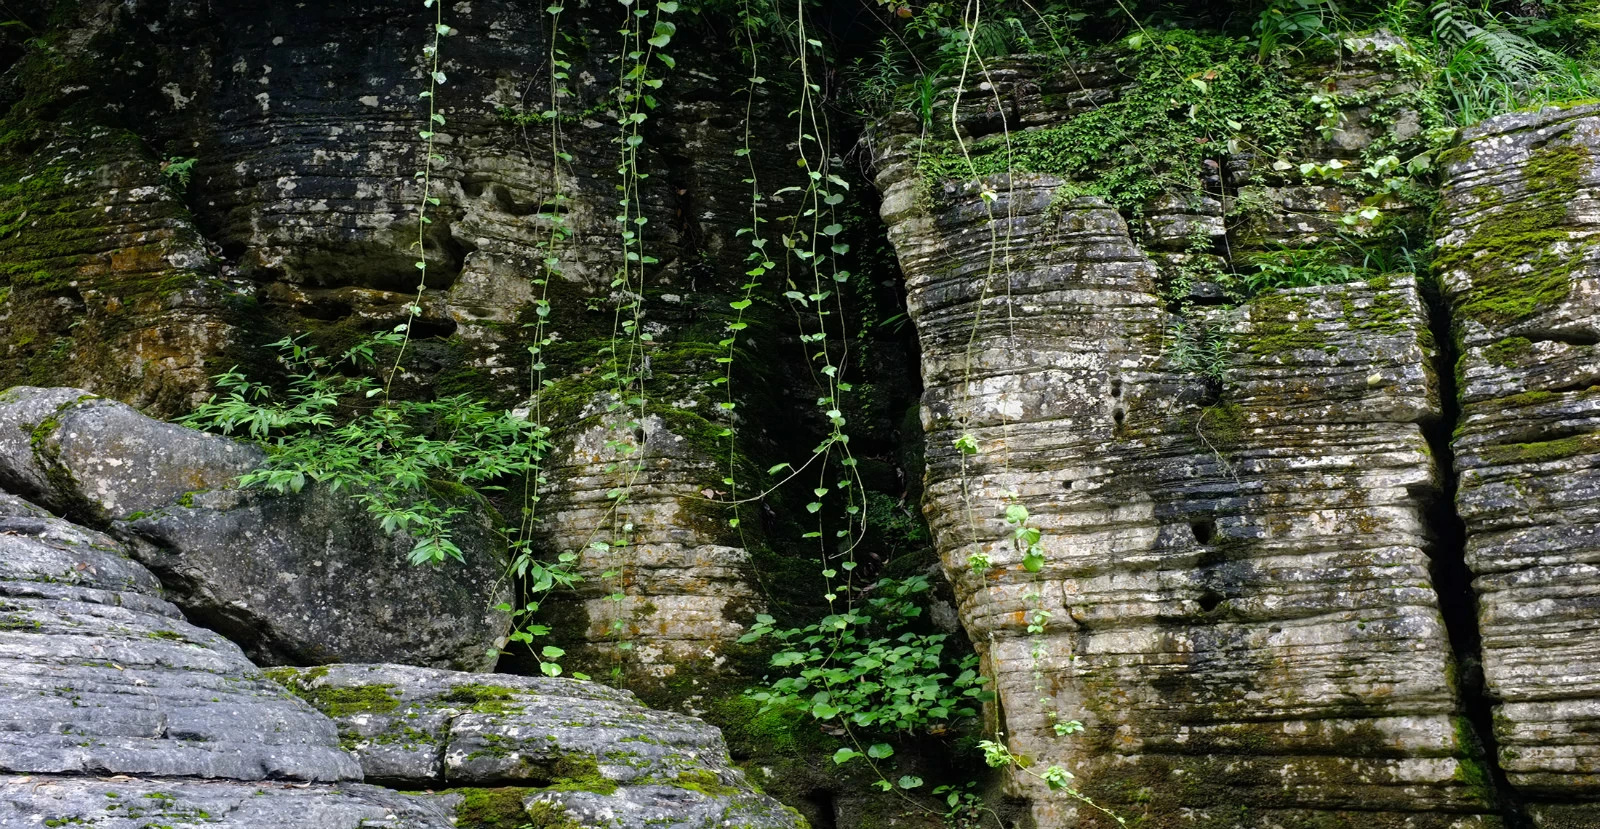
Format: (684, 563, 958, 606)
(1198, 590, 1224, 613)
(1111, 378, 1122, 398)
(804, 790, 838, 829)
(1113, 408, 1125, 427)
(1190, 519, 1215, 545)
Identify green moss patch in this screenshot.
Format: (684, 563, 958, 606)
(1438, 143, 1590, 325)
(262, 669, 400, 717)
(440, 683, 524, 714)
(454, 787, 536, 829)
(1479, 432, 1600, 466)
(1482, 336, 1533, 367)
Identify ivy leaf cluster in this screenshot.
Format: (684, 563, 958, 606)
(738, 575, 993, 736)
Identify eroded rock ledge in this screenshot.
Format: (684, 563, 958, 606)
(1439, 102, 1600, 828)
(0, 488, 802, 829)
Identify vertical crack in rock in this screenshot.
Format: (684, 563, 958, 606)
(1421, 277, 1531, 829)
(1436, 102, 1600, 828)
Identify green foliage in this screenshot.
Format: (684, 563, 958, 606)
(977, 738, 1127, 825)
(921, 31, 1309, 215)
(1252, 0, 1348, 59)
(739, 575, 992, 736)
(159, 156, 196, 190)
(184, 335, 547, 566)
(1424, 0, 1600, 123)
(1166, 318, 1230, 384)
(930, 782, 995, 829)
(1240, 245, 1376, 293)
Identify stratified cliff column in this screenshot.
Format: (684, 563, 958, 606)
(0, 0, 806, 682)
(871, 59, 1499, 829)
(1439, 102, 1600, 829)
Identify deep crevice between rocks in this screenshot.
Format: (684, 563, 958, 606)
(1419, 276, 1531, 829)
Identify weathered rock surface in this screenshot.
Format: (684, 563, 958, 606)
(525, 785, 802, 829)
(0, 386, 510, 670)
(0, 386, 260, 521)
(1438, 102, 1600, 827)
(268, 664, 731, 784)
(0, 495, 800, 829)
(256, 664, 804, 829)
(0, 124, 236, 418)
(539, 408, 762, 677)
(0, 776, 456, 829)
(0, 492, 360, 782)
(871, 50, 1498, 828)
(0, 0, 810, 681)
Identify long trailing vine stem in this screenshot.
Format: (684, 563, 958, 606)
(384, 0, 452, 402)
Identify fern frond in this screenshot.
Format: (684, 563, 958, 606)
(1430, 0, 1558, 75)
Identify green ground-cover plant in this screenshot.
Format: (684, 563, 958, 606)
(739, 574, 992, 735)
(921, 29, 1311, 215)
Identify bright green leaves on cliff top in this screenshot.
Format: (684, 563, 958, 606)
(921, 31, 1310, 215)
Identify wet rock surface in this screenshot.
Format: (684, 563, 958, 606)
(1439, 103, 1600, 827)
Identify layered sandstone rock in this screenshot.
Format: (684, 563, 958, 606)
(1438, 102, 1600, 828)
(870, 45, 1501, 828)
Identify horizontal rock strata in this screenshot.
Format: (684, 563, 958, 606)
(873, 58, 1498, 824)
(1438, 102, 1600, 828)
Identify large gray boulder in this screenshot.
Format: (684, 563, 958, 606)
(0, 492, 359, 782)
(0, 386, 511, 671)
(267, 664, 806, 829)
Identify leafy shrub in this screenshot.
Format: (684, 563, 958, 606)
(739, 575, 991, 734)
(184, 334, 545, 565)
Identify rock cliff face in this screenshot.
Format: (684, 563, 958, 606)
(5, 1, 1600, 827)
(1438, 102, 1600, 828)
(0, 0, 839, 683)
(871, 48, 1600, 829)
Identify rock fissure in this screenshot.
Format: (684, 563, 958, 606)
(1421, 276, 1530, 829)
